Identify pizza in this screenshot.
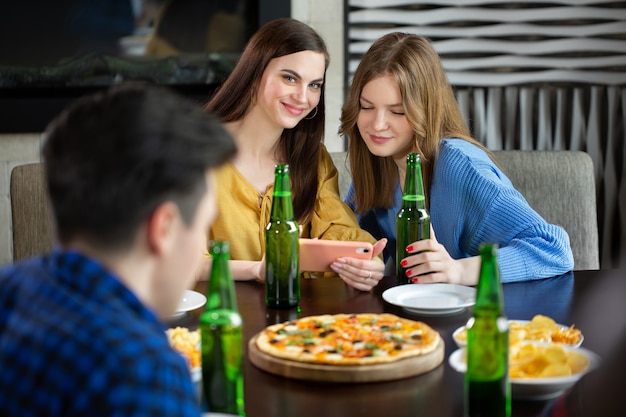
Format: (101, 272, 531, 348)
(255, 313, 441, 366)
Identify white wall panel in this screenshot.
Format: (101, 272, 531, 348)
(347, 1, 626, 267)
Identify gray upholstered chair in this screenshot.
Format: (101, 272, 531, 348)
(492, 150, 599, 271)
(330, 151, 352, 201)
(330, 150, 599, 271)
(10, 162, 55, 262)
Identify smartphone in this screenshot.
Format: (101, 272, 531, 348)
(299, 238, 374, 272)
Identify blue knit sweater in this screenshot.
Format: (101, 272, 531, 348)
(345, 138, 574, 282)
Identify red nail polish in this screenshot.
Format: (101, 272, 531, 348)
(411, 277, 419, 283)
(400, 259, 407, 267)
(406, 245, 413, 252)
(405, 270, 411, 277)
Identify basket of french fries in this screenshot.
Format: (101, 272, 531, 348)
(166, 326, 201, 383)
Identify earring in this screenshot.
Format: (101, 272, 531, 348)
(304, 107, 318, 120)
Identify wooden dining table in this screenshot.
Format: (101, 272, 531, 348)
(170, 268, 625, 417)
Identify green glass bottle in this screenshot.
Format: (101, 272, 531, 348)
(396, 153, 430, 284)
(200, 241, 245, 416)
(465, 244, 511, 417)
(265, 163, 300, 308)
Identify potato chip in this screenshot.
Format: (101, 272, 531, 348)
(521, 354, 552, 376)
(509, 342, 590, 379)
(529, 315, 558, 330)
(457, 341, 591, 379)
(509, 328, 528, 344)
(454, 315, 582, 347)
(567, 351, 590, 374)
(541, 363, 572, 377)
(544, 344, 568, 363)
(511, 342, 537, 362)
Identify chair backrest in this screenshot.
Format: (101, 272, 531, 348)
(330, 151, 352, 201)
(492, 150, 599, 271)
(10, 163, 55, 262)
(330, 150, 600, 271)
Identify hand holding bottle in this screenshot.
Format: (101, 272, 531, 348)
(395, 153, 482, 286)
(396, 153, 430, 284)
(399, 225, 481, 286)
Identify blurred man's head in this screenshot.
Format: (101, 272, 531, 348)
(42, 84, 236, 314)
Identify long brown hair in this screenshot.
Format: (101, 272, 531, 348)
(205, 18, 329, 222)
(340, 33, 486, 214)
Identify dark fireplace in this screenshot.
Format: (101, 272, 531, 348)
(0, 0, 290, 132)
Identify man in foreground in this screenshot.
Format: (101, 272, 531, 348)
(0, 84, 236, 416)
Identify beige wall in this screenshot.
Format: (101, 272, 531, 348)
(0, 2, 345, 264)
(292, 0, 345, 152)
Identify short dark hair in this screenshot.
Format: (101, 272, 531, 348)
(43, 83, 236, 250)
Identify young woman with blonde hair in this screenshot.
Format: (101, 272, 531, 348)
(341, 32, 573, 284)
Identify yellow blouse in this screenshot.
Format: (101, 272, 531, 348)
(208, 146, 376, 260)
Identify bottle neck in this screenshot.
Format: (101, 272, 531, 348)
(474, 247, 504, 315)
(207, 244, 238, 312)
(403, 155, 426, 210)
(270, 169, 295, 220)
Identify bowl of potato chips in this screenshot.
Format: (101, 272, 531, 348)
(453, 314, 583, 349)
(449, 342, 600, 400)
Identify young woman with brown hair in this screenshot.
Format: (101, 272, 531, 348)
(203, 18, 386, 291)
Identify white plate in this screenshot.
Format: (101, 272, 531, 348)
(170, 290, 206, 318)
(178, 289, 207, 312)
(382, 283, 476, 315)
(449, 346, 600, 400)
(452, 320, 584, 348)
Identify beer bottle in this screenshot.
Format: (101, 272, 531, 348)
(200, 240, 245, 416)
(396, 153, 430, 284)
(465, 244, 511, 417)
(265, 163, 300, 308)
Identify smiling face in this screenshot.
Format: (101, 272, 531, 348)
(357, 75, 415, 160)
(255, 50, 326, 129)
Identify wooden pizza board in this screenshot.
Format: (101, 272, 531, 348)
(248, 333, 444, 383)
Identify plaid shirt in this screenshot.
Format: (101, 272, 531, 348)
(0, 250, 201, 417)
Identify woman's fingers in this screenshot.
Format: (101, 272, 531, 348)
(371, 238, 388, 258)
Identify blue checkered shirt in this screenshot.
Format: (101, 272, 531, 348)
(0, 250, 201, 416)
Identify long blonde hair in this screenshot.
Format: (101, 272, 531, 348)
(340, 33, 486, 213)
